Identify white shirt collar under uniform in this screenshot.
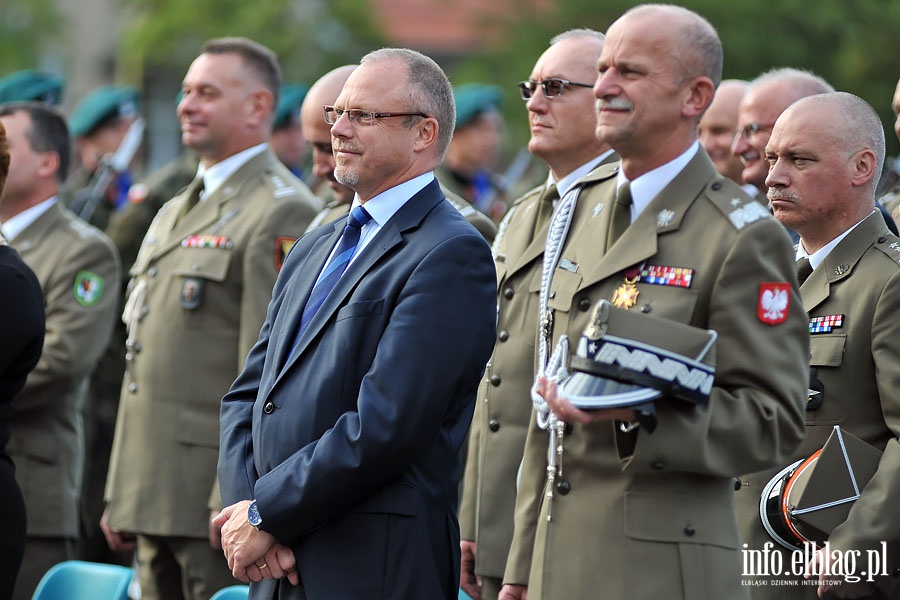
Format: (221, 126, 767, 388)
(1, 196, 57, 241)
(196, 142, 268, 200)
(616, 141, 699, 222)
(796, 209, 875, 270)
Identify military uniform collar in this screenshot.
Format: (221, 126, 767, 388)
(620, 141, 699, 219)
(2, 195, 57, 241)
(798, 209, 875, 271)
(200, 142, 267, 198)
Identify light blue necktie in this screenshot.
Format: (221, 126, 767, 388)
(296, 205, 372, 337)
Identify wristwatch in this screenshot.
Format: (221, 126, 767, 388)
(247, 500, 263, 530)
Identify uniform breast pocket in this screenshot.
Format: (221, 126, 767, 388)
(807, 335, 847, 424)
(170, 248, 232, 311)
(547, 267, 582, 313)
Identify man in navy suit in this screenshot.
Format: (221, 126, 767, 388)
(214, 47, 498, 600)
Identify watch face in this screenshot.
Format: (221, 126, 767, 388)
(248, 501, 262, 528)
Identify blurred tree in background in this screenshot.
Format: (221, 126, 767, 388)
(2, 0, 899, 160)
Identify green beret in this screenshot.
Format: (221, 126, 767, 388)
(274, 83, 310, 129)
(0, 70, 65, 105)
(69, 85, 140, 137)
(454, 83, 503, 129)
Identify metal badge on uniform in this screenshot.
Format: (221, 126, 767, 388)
(73, 270, 105, 307)
(834, 263, 850, 276)
(656, 209, 675, 228)
(809, 314, 844, 334)
(757, 282, 790, 325)
(181, 277, 204, 310)
(275, 236, 298, 271)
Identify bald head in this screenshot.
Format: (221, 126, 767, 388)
(733, 68, 833, 192)
(699, 79, 748, 183)
(301, 65, 357, 204)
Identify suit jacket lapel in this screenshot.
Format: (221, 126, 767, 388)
(278, 177, 445, 377)
(583, 150, 714, 286)
(803, 211, 885, 312)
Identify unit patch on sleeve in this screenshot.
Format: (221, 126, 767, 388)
(74, 270, 105, 307)
(758, 282, 790, 325)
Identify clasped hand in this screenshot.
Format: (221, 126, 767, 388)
(213, 500, 299, 586)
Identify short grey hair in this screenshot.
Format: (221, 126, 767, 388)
(749, 67, 834, 96)
(549, 28, 605, 46)
(360, 48, 455, 160)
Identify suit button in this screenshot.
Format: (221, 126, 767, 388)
(711, 181, 722, 191)
(640, 304, 651, 313)
(578, 298, 592, 312)
(878, 236, 887, 244)
(148, 267, 158, 277)
(128, 382, 138, 393)
(894, 567, 900, 577)
(263, 401, 275, 414)
(733, 478, 743, 491)
(503, 287, 514, 300)
(489, 419, 500, 432)
(651, 460, 665, 471)
(684, 524, 696, 537)
(133, 342, 142, 353)
(490, 375, 502, 387)
(557, 480, 571, 495)
(498, 330, 509, 342)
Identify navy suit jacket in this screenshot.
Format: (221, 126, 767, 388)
(218, 178, 497, 600)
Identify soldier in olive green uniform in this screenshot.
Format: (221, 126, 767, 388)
(101, 38, 319, 600)
(501, 7, 808, 600)
(458, 30, 612, 600)
(0, 103, 120, 600)
(735, 93, 900, 599)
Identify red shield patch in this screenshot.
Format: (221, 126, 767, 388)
(274, 236, 298, 271)
(758, 283, 790, 325)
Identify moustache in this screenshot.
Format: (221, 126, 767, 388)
(767, 189, 798, 203)
(595, 97, 634, 111)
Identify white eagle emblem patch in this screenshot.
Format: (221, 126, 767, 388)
(758, 283, 790, 325)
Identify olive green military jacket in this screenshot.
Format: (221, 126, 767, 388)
(8, 201, 120, 537)
(504, 150, 808, 600)
(735, 211, 900, 599)
(104, 149, 318, 537)
(459, 154, 619, 581)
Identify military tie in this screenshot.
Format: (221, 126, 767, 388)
(796, 257, 813, 286)
(606, 182, 633, 252)
(296, 205, 373, 338)
(532, 183, 559, 239)
(174, 176, 204, 226)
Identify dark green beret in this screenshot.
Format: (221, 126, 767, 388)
(69, 85, 140, 137)
(0, 70, 65, 105)
(274, 83, 310, 129)
(454, 83, 503, 129)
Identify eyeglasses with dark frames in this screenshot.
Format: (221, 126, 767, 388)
(517, 78, 594, 100)
(323, 105, 429, 126)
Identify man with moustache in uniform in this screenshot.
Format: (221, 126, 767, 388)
(738, 92, 900, 599)
(101, 37, 319, 600)
(698, 79, 755, 194)
(0, 102, 120, 600)
(458, 28, 614, 600)
(500, 5, 808, 599)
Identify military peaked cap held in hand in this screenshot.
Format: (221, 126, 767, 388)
(274, 82, 310, 129)
(69, 85, 140, 137)
(453, 83, 503, 129)
(0, 70, 65, 105)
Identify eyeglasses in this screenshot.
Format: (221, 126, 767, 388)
(735, 122, 776, 141)
(323, 105, 429, 126)
(517, 78, 594, 100)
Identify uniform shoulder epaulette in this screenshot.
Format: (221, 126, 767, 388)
(873, 233, 900, 267)
(445, 194, 478, 218)
(576, 160, 620, 186)
(263, 168, 302, 199)
(507, 184, 543, 210)
(64, 212, 107, 241)
(703, 176, 772, 231)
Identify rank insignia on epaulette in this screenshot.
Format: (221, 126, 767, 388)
(809, 314, 844, 334)
(74, 270, 105, 307)
(275, 236, 298, 271)
(181, 235, 233, 249)
(728, 201, 769, 229)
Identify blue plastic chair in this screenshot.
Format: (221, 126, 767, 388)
(210, 585, 251, 600)
(31, 560, 133, 600)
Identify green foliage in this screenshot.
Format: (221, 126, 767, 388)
(0, 0, 64, 72)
